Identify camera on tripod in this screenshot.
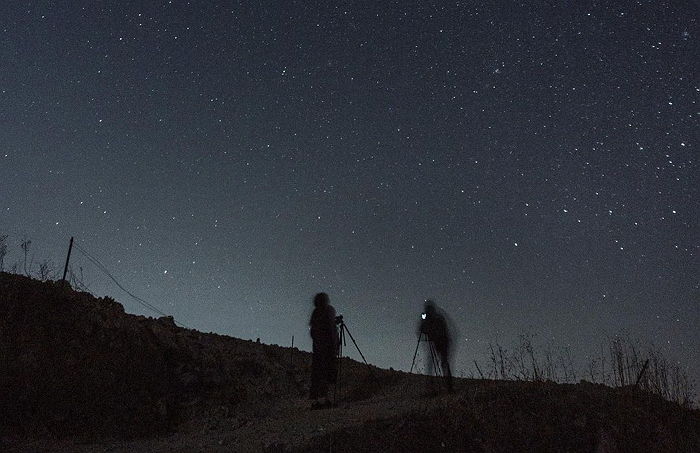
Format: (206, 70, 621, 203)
(335, 315, 344, 325)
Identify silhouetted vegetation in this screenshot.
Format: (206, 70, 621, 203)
(37, 259, 56, 281)
(0, 234, 67, 283)
(473, 333, 696, 409)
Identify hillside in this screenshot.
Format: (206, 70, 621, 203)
(1, 272, 699, 452)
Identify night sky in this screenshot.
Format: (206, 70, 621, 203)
(1, 1, 698, 382)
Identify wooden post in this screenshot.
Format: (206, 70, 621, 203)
(61, 237, 74, 282)
(634, 359, 650, 388)
(289, 335, 295, 369)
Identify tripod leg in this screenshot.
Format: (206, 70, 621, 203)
(436, 345, 443, 377)
(342, 323, 370, 366)
(334, 326, 345, 405)
(410, 334, 423, 373)
(429, 341, 443, 377)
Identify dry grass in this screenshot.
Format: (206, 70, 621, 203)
(472, 333, 696, 409)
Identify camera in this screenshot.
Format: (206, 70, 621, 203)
(335, 315, 344, 324)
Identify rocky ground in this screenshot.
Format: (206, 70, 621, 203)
(2, 272, 699, 452)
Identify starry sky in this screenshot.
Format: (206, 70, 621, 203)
(1, 1, 698, 383)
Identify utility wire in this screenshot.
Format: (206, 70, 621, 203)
(74, 243, 167, 317)
(72, 243, 190, 329)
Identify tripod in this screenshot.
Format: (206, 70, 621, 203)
(410, 332, 443, 377)
(334, 317, 371, 405)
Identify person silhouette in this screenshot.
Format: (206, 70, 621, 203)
(418, 299, 454, 392)
(309, 292, 339, 407)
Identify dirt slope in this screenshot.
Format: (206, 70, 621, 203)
(1, 273, 698, 452)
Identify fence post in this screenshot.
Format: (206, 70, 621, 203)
(634, 359, 650, 388)
(289, 335, 295, 369)
(61, 237, 74, 282)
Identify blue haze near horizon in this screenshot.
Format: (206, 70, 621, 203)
(1, 1, 698, 386)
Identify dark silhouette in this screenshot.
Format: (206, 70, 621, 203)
(418, 300, 454, 392)
(309, 292, 339, 406)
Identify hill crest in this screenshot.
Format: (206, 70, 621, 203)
(1, 272, 698, 452)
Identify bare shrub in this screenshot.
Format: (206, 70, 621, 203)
(485, 334, 576, 383)
(476, 333, 695, 408)
(69, 266, 92, 292)
(38, 260, 56, 281)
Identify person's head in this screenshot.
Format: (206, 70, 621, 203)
(423, 299, 436, 316)
(313, 292, 330, 308)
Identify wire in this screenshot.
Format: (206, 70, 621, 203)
(72, 242, 190, 329)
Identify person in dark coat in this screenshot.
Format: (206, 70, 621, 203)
(418, 299, 454, 392)
(309, 292, 339, 405)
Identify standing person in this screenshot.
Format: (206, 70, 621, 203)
(418, 300, 454, 392)
(309, 292, 339, 407)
